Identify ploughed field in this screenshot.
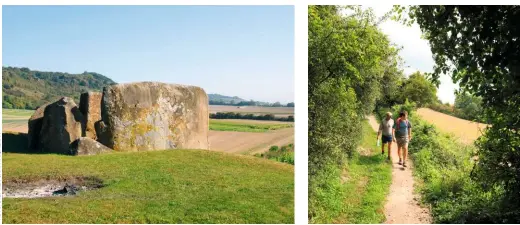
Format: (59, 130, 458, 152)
(417, 108, 489, 144)
(2, 109, 295, 154)
(209, 105, 294, 118)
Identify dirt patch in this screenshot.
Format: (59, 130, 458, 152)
(357, 147, 372, 156)
(3, 176, 104, 198)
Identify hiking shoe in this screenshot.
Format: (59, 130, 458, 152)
(403, 162, 407, 167)
(381, 150, 385, 155)
(398, 159, 402, 165)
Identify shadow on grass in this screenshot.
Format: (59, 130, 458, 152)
(2, 132, 39, 154)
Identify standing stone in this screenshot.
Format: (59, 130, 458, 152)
(79, 92, 102, 140)
(28, 102, 51, 150)
(70, 137, 113, 156)
(39, 97, 85, 154)
(97, 82, 209, 151)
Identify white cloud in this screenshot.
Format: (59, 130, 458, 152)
(362, 5, 458, 104)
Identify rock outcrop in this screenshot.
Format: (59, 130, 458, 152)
(27, 102, 51, 150)
(97, 82, 209, 151)
(70, 137, 113, 156)
(79, 92, 102, 139)
(39, 97, 84, 154)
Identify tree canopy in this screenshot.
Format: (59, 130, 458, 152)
(308, 5, 402, 222)
(401, 6, 520, 222)
(401, 72, 437, 107)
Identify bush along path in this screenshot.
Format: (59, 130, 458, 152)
(367, 115, 431, 224)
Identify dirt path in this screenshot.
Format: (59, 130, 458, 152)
(367, 115, 431, 224)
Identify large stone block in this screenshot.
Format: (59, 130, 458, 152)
(97, 82, 209, 151)
(79, 92, 102, 139)
(39, 97, 85, 154)
(70, 137, 113, 156)
(28, 102, 51, 150)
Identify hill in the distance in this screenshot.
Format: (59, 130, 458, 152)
(207, 94, 245, 104)
(2, 67, 116, 109)
(2, 66, 292, 109)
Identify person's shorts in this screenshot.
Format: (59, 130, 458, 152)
(396, 136, 409, 147)
(382, 135, 393, 144)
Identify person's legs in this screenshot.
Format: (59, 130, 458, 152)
(403, 138, 408, 167)
(402, 139, 409, 167)
(381, 142, 385, 155)
(387, 140, 392, 160)
(397, 143, 402, 164)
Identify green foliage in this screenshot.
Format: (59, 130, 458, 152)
(2, 150, 294, 223)
(210, 112, 294, 122)
(208, 120, 293, 132)
(391, 99, 417, 118)
(400, 72, 437, 107)
(255, 143, 294, 165)
(308, 5, 400, 222)
(396, 6, 520, 221)
(454, 92, 484, 121)
(2, 67, 116, 109)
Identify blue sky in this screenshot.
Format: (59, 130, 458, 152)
(3, 6, 294, 103)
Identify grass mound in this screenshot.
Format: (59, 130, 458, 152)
(209, 120, 293, 132)
(2, 150, 294, 223)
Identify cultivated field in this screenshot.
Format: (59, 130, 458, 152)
(417, 108, 489, 144)
(209, 105, 294, 117)
(2, 109, 294, 154)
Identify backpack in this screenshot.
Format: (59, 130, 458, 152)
(395, 118, 409, 132)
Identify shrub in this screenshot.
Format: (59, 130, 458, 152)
(256, 144, 294, 165)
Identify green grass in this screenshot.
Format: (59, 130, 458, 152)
(209, 120, 293, 132)
(3, 108, 35, 117)
(2, 150, 294, 223)
(333, 119, 392, 223)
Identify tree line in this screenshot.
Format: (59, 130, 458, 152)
(210, 112, 294, 122)
(209, 99, 294, 107)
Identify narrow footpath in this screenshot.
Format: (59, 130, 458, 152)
(367, 115, 432, 224)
